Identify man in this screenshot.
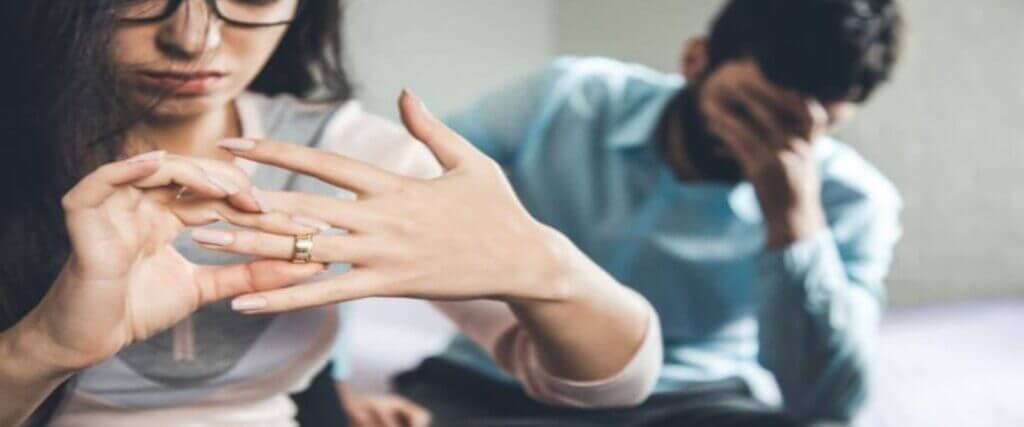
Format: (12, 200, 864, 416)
(388, 0, 904, 425)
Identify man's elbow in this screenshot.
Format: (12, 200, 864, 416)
(786, 355, 870, 423)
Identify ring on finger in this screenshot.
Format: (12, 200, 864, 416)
(291, 234, 314, 264)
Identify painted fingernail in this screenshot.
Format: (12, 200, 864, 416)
(403, 89, 429, 113)
(127, 150, 166, 163)
(218, 138, 255, 152)
(232, 296, 268, 312)
(191, 228, 235, 246)
(293, 216, 331, 232)
(207, 174, 240, 195)
(251, 187, 273, 213)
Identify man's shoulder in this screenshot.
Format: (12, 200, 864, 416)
(816, 138, 902, 214)
(524, 57, 682, 152)
(542, 56, 683, 107)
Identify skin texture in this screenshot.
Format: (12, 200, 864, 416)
(678, 37, 858, 248)
(1, 2, 654, 426)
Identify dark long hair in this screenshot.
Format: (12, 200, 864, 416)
(0, 1, 351, 424)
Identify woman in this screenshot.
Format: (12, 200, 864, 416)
(0, 1, 661, 426)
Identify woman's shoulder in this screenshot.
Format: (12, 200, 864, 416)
(240, 92, 443, 180)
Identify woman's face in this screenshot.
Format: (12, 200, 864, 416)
(112, 0, 292, 119)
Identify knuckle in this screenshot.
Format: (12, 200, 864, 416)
(379, 175, 409, 195)
(95, 163, 118, 175)
(258, 212, 286, 229)
(384, 216, 416, 237)
(251, 232, 276, 250)
(60, 192, 79, 211)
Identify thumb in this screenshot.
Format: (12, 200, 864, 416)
(398, 90, 475, 170)
(194, 260, 326, 305)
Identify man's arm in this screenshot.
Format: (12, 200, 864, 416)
(757, 202, 899, 421)
(697, 60, 901, 421)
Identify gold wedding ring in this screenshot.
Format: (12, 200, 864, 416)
(291, 234, 314, 264)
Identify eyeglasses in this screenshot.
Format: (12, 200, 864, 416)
(115, 0, 304, 28)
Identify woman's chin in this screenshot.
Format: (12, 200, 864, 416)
(138, 91, 234, 122)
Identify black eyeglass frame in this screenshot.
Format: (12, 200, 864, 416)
(117, 0, 306, 28)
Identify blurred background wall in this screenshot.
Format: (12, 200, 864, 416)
(346, 0, 1024, 306)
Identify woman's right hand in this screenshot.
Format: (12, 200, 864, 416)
(14, 151, 326, 374)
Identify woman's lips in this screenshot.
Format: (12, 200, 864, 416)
(137, 71, 226, 95)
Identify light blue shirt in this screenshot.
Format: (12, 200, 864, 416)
(438, 57, 902, 421)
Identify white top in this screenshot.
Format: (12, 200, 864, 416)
(51, 92, 661, 426)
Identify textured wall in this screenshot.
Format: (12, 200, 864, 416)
(557, 0, 1024, 304)
(344, 0, 556, 119)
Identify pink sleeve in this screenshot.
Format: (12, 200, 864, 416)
(432, 296, 662, 408)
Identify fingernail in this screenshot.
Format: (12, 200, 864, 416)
(207, 174, 240, 195)
(218, 138, 255, 152)
(191, 228, 235, 246)
(127, 150, 166, 163)
(293, 216, 331, 232)
(232, 296, 268, 312)
(251, 187, 273, 213)
(805, 99, 828, 124)
(403, 89, 429, 113)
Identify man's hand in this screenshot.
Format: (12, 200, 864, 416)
(336, 383, 432, 427)
(700, 60, 830, 248)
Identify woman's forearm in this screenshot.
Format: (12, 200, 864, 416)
(0, 317, 76, 427)
(509, 234, 655, 382)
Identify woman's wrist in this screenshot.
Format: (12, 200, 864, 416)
(0, 322, 76, 427)
(514, 225, 586, 305)
(1, 315, 81, 383)
(505, 225, 652, 380)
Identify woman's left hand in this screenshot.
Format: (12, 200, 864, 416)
(204, 91, 573, 314)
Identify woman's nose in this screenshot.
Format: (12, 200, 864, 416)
(156, 0, 223, 59)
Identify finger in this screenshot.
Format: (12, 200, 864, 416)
(194, 260, 326, 305)
(172, 199, 323, 236)
(372, 406, 401, 427)
(726, 84, 791, 150)
(218, 138, 407, 196)
(703, 100, 764, 166)
(376, 403, 403, 427)
(187, 157, 263, 213)
(132, 156, 235, 199)
(258, 190, 375, 232)
(397, 403, 432, 427)
(61, 151, 165, 211)
(806, 98, 829, 138)
(231, 272, 385, 314)
(398, 90, 477, 170)
(739, 77, 816, 140)
(351, 412, 373, 427)
(190, 228, 370, 264)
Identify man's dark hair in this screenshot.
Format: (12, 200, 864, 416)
(706, 0, 904, 102)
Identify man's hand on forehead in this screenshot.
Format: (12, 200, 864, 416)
(699, 59, 830, 248)
(701, 59, 828, 145)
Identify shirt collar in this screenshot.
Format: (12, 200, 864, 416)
(607, 79, 684, 150)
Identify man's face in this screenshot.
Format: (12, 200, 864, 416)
(678, 58, 858, 182)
